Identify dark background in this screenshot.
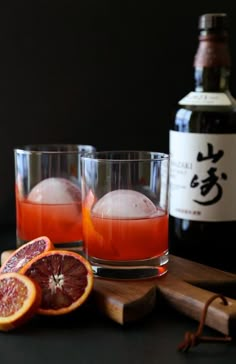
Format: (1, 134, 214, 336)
(1, 1, 236, 232)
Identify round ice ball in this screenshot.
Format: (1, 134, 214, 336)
(92, 189, 156, 219)
(28, 177, 81, 204)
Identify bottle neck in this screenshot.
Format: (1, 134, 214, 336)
(194, 32, 231, 92)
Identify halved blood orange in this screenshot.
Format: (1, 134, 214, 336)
(0, 272, 42, 331)
(20, 250, 94, 316)
(0, 236, 54, 274)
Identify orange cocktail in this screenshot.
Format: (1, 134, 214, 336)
(14, 144, 95, 248)
(16, 198, 82, 244)
(81, 151, 169, 279)
(83, 209, 168, 261)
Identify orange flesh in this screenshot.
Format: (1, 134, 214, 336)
(26, 255, 88, 310)
(0, 236, 54, 274)
(0, 277, 28, 317)
(20, 251, 93, 315)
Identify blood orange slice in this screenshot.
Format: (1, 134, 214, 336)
(0, 236, 54, 274)
(20, 250, 94, 316)
(0, 272, 42, 331)
(82, 189, 104, 248)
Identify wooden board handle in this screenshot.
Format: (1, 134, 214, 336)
(157, 275, 236, 336)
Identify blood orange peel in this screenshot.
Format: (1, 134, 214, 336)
(0, 272, 42, 331)
(0, 236, 54, 274)
(20, 250, 94, 316)
(82, 189, 104, 248)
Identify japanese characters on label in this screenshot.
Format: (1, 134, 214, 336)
(169, 131, 236, 221)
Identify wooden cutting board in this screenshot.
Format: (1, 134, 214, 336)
(93, 255, 236, 335)
(2, 250, 236, 335)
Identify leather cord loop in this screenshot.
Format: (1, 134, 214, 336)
(178, 294, 232, 352)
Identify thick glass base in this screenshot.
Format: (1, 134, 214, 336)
(53, 241, 84, 251)
(16, 237, 84, 252)
(88, 251, 169, 280)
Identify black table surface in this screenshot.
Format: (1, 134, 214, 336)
(0, 229, 236, 364)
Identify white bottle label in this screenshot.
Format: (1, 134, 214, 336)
(179, 92, 232, 106)
(169, 131, 236, 221)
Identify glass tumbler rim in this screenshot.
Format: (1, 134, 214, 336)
(81, 150, 169, 162)
(14, 144, 96, 155)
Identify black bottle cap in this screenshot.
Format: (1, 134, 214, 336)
(198, 13, 228, 31)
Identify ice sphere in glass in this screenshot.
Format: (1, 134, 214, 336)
(92, 189, 157, 219)
(28, 177, 81, 204)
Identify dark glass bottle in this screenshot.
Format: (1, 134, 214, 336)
(169, 13, 236, 271)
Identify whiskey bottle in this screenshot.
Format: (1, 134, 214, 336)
(169, 13, 236, 271)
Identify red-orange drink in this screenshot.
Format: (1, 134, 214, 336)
(81, 151, 169, 279)
(16, 198, 82, 244)
(14, 145, 96, 248)
(83, 208, 168, 261)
